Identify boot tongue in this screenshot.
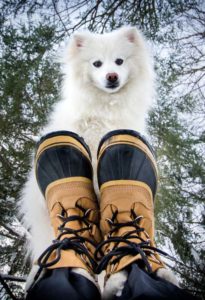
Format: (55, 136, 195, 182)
(101, 204, 149, 239)
(65, 207, 82, 232)
(49, 204, 82, 236)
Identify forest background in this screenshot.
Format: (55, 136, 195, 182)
(0, 0, 204, 299)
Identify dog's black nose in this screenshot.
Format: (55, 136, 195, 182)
(106, 73, 118, 83)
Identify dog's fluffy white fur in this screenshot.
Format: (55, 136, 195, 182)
(20, 27, 177, 295)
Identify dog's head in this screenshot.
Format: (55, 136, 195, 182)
(66, 27, 150, 94)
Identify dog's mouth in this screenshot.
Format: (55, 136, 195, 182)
(106, 82, 120, 90)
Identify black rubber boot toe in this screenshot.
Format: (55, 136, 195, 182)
(97, 129, 158, 197)
(35, 130, 93, 196)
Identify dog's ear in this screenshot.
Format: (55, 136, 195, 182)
(72, 33, 85, 48)
(67, 32, 87, 57)
(123, 27, 139, 43)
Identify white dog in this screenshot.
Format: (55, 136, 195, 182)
(21, 27, 177, 296)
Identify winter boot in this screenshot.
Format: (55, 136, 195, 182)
(34, 131, 101, 279)
(95, 129, 165, 279)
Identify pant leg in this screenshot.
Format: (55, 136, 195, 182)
(112, 264, 198, 300)
(26, 268, 101, 300)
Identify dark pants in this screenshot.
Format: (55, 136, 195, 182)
(26, 264, 197, 300)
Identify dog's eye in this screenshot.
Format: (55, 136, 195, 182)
(93, 60, 103, 68)
(115, 58, 124, 66)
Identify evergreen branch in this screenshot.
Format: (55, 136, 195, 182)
(0, 223, 22, 239)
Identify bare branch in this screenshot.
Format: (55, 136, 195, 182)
(52, 0, 69, 34)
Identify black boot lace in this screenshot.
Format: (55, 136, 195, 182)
(95, 209, 169, 274)
(31, 201, 98, 287)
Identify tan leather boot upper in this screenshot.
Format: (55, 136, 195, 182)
(42, 177, 101, 273)
(99, 180, 165, 276)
